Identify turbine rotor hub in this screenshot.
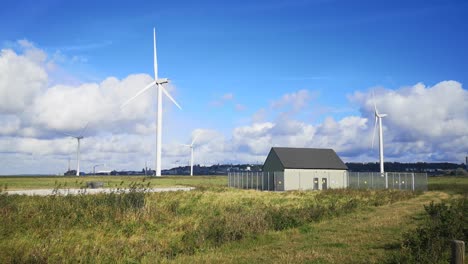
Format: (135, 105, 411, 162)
(156, 78, 169, 85)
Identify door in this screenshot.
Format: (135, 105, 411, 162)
(314, 178, 319, 190)
(322, 178, 328, 190)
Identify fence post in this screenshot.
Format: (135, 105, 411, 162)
(412, 173, 415, 191)
(425, 173, 428, 191)
(258, 172, 260, 190)
(386, 172, 388, 189)
(398, 173, 401, 190)
(246, 172, 248, 189)
(274, 172, 276, 191)
(357, 172, 360, 188)
(405, 173, 408, 190)
(242, 172, 244, 189)
(261, 172, 264, 190)
(268, 172, 270, 191)
(451, 240, 465, 264)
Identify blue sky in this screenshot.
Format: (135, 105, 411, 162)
(0, 0, 467, 174)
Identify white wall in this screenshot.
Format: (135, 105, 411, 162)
(284, 169, 347, 191)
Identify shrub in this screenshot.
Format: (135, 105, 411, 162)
(387, 197, 467, 264)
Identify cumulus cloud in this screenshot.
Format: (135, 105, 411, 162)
(224, 82, 467, 165)
(0, 41, 181, 174)
(349, 81, 468, 161)
(1, 39, 466, 174)
(29, 74, 156, 134)
(0, 45, 48, 113)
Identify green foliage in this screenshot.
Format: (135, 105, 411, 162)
(387, 197, 468, 264)
(0, 185, 418, 263)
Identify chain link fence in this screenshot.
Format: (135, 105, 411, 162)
(347, 172, 428, 191)
(228, 171, 427, 191)
(227, 171, 283, 191)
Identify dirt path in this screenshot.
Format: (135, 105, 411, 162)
(167, 191, 449, 264)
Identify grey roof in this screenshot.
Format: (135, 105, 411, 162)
(271, 147, 348, 170)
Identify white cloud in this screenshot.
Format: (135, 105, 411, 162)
(349, 81, 468, 161)
(271, 89, 314, 112)
(29, 74, 156, 134)
(1, 39, 467, 174)
(0, 46, 48, 113)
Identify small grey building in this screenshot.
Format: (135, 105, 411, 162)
(263, 147, 348, 191)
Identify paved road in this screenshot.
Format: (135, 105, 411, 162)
(5, 187, 195, 196)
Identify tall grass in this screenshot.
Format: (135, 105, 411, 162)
(0, 186, 418, 263)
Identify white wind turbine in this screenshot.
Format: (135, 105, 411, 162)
(182, 133, 200, 176)
(371, 91, 388, 188)
(63, 123, 89, 176)
(121, 28, 181, 176)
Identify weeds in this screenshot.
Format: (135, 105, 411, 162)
(0, 185, 419, 263)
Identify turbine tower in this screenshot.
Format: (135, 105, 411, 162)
(121, 28, 181, 176)
(63, 123, 88, 176)
(371, 91, 388, 187)
(182, 133, 200, 176)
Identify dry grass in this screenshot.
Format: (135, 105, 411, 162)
(0, 186, 417, 263)
(169, 191, 448, 264)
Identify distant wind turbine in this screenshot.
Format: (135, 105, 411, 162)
(121, 28, 181, 176)
(63, 123, 89, 176)
(371, 91, 388, 188)
(182, 133, 200, 176)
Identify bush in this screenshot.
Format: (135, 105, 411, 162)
(387, 197, 468, 264)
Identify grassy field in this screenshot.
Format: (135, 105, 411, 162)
(0, 175, 226, 190)
(427, 175, 468, 194)
(0, 175, 466, 263)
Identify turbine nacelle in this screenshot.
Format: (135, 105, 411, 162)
(62, 122, 89, 176)
(156, 78, 169, 85)
(375, 111, 387, 118)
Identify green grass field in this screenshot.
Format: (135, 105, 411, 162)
(0, 175, 226, 190)
(0, 175, 466, 263)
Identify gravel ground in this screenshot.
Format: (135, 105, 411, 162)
(5, 187, 195, 196)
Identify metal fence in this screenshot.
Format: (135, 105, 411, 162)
(228, 171, 428, 191)
(347, 172, 428, 191)
(227, 171, 283, 191)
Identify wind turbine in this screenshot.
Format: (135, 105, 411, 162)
(182, 133, 200, 176)
(371, 91, 388, 188)
(121, 28, 181, 177)
(63, 123, 89, 176)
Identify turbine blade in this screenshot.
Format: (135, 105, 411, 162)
(79, 122, 89, 137)
(160, 84, 182, 110)
(371, 116, 378, 149)
(60, 131, 77, 138)
(120, 81, 156, 109)
(372, 89, 380, 116)
(153, 28, 158, 80)
(191, 132, 200, 145)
